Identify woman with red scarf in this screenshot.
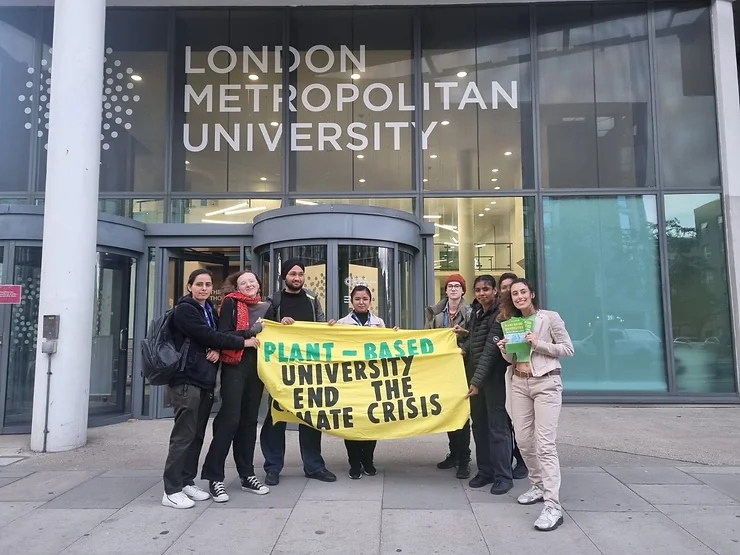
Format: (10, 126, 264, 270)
(200, 271, 270, 502)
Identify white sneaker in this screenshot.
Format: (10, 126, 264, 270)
(183, 484, 210, 501)
(534, 505, 564, 531)
(209, 481, 230, 503)
(162, 491, 195, 509)
(517, 485, 545, 505)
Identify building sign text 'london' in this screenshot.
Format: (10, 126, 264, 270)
(183, 45, 520, 153)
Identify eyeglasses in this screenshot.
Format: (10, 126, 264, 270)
(446, 283, 462, 289)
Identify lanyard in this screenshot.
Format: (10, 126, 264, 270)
(351, 312, 371, 327)
(202, 304, 216, 329)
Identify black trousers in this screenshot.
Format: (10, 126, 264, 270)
(446, 420, 472, 463)
(345, 440, 377, 469)
(201, 365, 264, 481)
(470, 380, 513, 484)
(163, 384, 214, 495)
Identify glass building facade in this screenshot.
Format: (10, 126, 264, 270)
(0, 1, 738, 432)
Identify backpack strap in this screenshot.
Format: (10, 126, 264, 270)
(270, 291, 282, 321)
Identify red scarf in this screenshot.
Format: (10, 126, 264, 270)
(220, 291, 261, 365)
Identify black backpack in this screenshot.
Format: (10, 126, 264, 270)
(140, 309, 190, 386)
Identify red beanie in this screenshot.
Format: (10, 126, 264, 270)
(445, 273, 466, 294)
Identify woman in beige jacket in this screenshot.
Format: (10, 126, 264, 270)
(496, 278, 574, 532)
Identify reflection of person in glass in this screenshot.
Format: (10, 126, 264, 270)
(497, 279, 574, 532)
(201, 271, 270, 503)
(426, 274, 473, 479)
(162, 269, 253, 510)
(497, 272, 528, 481)
(261, 259, 337, 486)
(330, 285, 390, 479)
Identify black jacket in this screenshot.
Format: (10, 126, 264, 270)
(265, 288, 326, 322)
(462, 300, 499, 379)
(470, 311, 508, 405)
(217, 297, 271, 374)
(170, 296, 246, 390)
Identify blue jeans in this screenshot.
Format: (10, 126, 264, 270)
(260, 397, 326, 475)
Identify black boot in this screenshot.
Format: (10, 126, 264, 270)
(456, 461, 471, 479)
(436, 453, 457, 470)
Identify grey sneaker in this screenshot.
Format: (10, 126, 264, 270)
(517, 485, 544, 505)
(534, 505, 563, 531)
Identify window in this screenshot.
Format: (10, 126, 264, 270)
(290, 197, 414, 213)
(421, 6, 532, 191)
(664, 195, 735, 393)
(171, 198, 282, 224)
(543, 196, 667, 392)
(537, 4, 651, 188)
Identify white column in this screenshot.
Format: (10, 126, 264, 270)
(711, 0, 740, 391)
(30, 0, 106, 452)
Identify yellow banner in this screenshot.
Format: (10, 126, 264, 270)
(257, 320, 470, 440)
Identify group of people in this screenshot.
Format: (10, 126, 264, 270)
(159, 257, 574, 532)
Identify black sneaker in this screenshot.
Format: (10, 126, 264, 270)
(512, 463, 529, 480)
(349, 467, 363, 480)
(491, 480, 514, 495)
(456, 462, 471, 480)
(241, 475, 269, 495)
(436, 453, 457, 470)
(305, 469, 337, 482)
(468, 474, 494, 489)
(265, 471, 279, 486)
(362, 463, 377, 477)
(209, 481, 229, 503)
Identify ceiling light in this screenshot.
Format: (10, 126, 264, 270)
(359, 178, 366, 183)
(423, 178, 428, 182)
(475, 244, 486, 248)
(494, 186, 500, 190)
(490, 201, 497, 205)
(351, 73, 361, 80)
(504, 151, 512, 156)
(201, 219, 243, 224)
(478, 213, 484, 217)
(130, 74, 142, 82)
(443, 242, 458, 248)
(296, 200, 319, 206)
(224, 206, 268, 215)
(491, 178, 498, 182)
(457, 71, 467, 78)
(435, 223, 458, 233)
(357, 154, 364, 159)
(424, 215, 442, 219)
(260, 177, 267, 181)
(204, 201, 253, 217)
(492, 168, 499, 173)
(270, 121, 279, 127)
(433, 233, 439, 238)
(441, 120, 450, 126)
(248, 74, 259, 81)
(484, 207, 490, 211)
(430, 154, 438, 159)
(185, 160, 190, 165)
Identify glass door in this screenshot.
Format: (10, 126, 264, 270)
(337, 244, 394, 325)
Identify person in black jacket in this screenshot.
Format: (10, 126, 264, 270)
(162, 268, 252, 510)
(462, 274, 513, 495)
(201, 271, 271, 503)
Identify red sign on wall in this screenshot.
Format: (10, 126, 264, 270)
(0, 285, 22, 305)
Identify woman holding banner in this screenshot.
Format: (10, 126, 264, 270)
(200, 271, 271, 502)
(330, 285, 392, 479)
(496, 278, 574, 532)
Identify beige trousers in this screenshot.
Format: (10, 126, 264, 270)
(510, 373, 563, 509)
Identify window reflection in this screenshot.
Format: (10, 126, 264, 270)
(291, 197, 413, 212)
(424, 197, 536, 301)
(171, 198, 282, 224)
(421, 6, 532, 191)
(538, 4, 651, 189)
(98, 199, 164, 223)
(544, 196, 667, 392)
(664, 195, 735, 393)
(290, 9, 414, 192)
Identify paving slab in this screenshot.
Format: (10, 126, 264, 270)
(561, 472, 656, 512)
(0, 468, 33, 478)
(561, 466, 607, 473)
(301, 473, 383, 501)
(0, 457, 23, 466)
(271, 500, 381, 555)
(210, 475, 308, 509)
(381, 509, 489, 555)
(471, 503, 601, 555)
(59, 504, 209, 555)
(0, 501, 44, 528)
(657, 505, 740, 555)
(570, 511, 717, 555)
(0, 470, 101, 502)
(678, 466, 740, 475)
(462, 479, 529, 505)
(604, 466, 700, 485)
(630, 484, 738, 505)
(0, 508, 114, 555)
(0, 477, 21, 488)
(163, 508, 291, 554)
(693, 474, 740, 502)
(99, 469, 162, 478)
(382, 473, 469, 509)
(42, 476, 162, 509)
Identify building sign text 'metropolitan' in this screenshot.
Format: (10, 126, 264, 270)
(184, 45, 519, 153)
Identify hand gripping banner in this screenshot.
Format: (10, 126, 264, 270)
(257, 320, 470, 440)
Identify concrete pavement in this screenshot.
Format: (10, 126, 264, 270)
(0, 406, 739, 554)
